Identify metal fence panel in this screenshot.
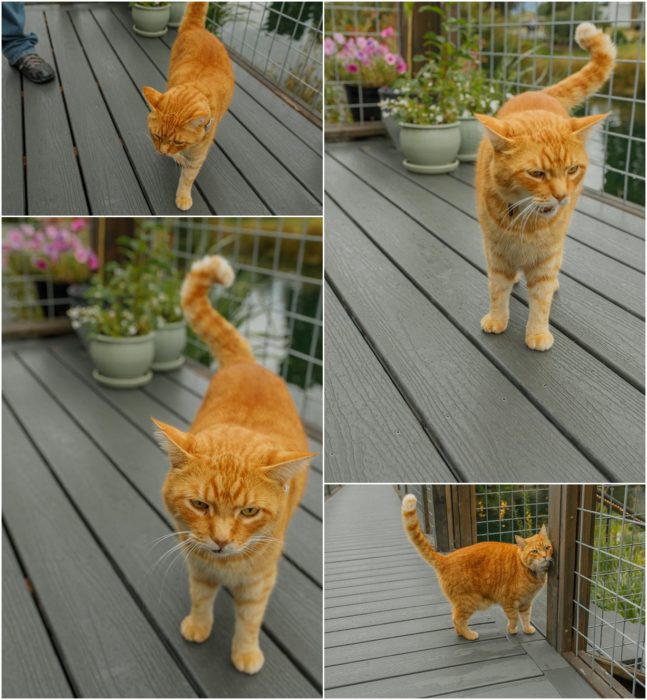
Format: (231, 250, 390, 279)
(475, 484, 550, 543)
(208, 1, 323, 115)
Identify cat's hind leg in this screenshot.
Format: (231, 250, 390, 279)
(230, 568, 277, 674)
(519, 604, 536, 634)
(451, 602, 479, 640)
(481, 258, 518, 335)
(181, 575, 220, 643)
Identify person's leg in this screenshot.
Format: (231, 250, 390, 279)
(2, 2, 54, 83)
(2, 3, 37, 65)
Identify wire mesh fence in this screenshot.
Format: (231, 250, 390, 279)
(208, 1, 323, 116)
(324, 2, 402, 126)
(572, 485, 645, 697)
(475, 484, 550, 543)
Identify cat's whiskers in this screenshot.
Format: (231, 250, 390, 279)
(150, 530, 192, 546)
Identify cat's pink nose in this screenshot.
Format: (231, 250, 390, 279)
(212, 538, 230, 551)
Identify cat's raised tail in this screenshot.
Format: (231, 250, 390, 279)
(179, 2, 208, 32)
(181, 255, 256, 367)
(543, 23, 616, 110)
(402, 495, 442, 567)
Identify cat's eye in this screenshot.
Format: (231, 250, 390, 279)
(567, 165, 579, 175)
(190, 499, 209, 511)
(240, 507, 259, 517)
(173, 141, 187, 147)
(528, 170, 545, 179)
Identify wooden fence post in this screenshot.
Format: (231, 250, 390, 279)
(431, 485, 450, 552)
(447, 485, 477, 550)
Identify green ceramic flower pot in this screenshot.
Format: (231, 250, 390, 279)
(400, 122, 461, 174)
(89, 333, 155, 388)
(458, 116, 485, 162)
(152, 320, 187, 371)
(131, 4, 171, 37)
(167, 2, 186, 27)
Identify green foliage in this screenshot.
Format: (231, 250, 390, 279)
(264, 2, 322, 42)
(537, 2, 604, 41)
(475, 485, 549, 543)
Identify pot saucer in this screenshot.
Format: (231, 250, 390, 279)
(152, 356, 185, 372)
(458, 153, 478, 163)
(403, 159, 460, 174)
(92, 369, 153, 389)
(132, 25, 168, 38)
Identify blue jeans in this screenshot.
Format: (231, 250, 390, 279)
(2, 3, 38, 65)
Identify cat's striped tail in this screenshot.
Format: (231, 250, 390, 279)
(178, 2, 208, 32)
(181, 256, 256, 367)
(402, 495, 442, 567)
(543, 23, 616, 110)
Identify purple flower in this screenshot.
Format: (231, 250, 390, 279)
(324, 37, 336, 56)
(43, 243, 60, 262)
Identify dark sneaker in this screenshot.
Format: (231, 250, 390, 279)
(14, 53, 55, 83)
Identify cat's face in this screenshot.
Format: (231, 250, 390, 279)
(515, 525, 553, 575)
(142, 86, 213, 155)
(477, 112, 608, 220)
(154, 419, 312, 559)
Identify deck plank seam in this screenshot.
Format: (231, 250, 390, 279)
(43, 10, 92, 214)
(327, 150, 646, 392)
(19, 71, 28, 213)
(351, 146, 646, 315)
(325, 278, 462, 481)
(46, 344, 323, 585)
(327, 190, 622, 481)
(64, 9, 156, 214)
(2, 395, 209, 698)
(106, 6, 285, 215)
(2, 519, 81, 698)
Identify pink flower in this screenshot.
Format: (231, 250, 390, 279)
(43, 243, 60, 262)
(380, 27, 395, 38)
(333, 32, 345, 45)
(6, 230, 23, 249)
(356, 37, 367, 49)
(384, 52, 396, 65)
(396, 60, 408, 74)
(44, 225, 59, 240)
(345, 63, 359, 74)
(31, 256, 47, 270)
(324, 37, 336, 56)
(88, 251, 99, 271)
(70, 218, 86, 232)
(20, 224, 34, 236)
(74, 248, 89, 265)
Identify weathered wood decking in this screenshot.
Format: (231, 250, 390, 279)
(325, 138, 645, 483)
(2, 3, 322, 216)
(324, 485, 598, 698)
(2, 335, 322, 698)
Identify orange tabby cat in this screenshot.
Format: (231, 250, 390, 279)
(402, 494, 552, 640)
(475, 23, 615, 351)
(142, 3, 235, 211)
(153, 255, 313, 674)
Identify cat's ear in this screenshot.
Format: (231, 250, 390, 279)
(539, 523, 548, 537)
(142, 86, 163, 110)
(514, 534, 527, 550)
(474, 114, 512, 150)
(152, 418, 195, 465)
(262, 451, 316, 483)
(570, 112, 609, 138)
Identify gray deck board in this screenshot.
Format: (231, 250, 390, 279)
(3, 4, 322, 215)
(325, 139, 645, 483)
(3, 338, 321, 697)
(2, 530, 73, 698)
(324, 485, 598, 698)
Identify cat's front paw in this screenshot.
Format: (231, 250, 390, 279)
(507, 624, 518, 635)
(181, 615, 212, 643)
(481, 313, 508, 334)
(525, 330, 554, 351)
(176, 193, 193, 211)
(523, 624, 537, 634)
(231, 646, 264, 674)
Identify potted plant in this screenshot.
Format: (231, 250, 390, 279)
(455, 70, 504, 162)
(130, 2, 171, 37)
(325, 28, 407, 122)
(3, 219, 98, 318)
(380, 61, 461, 173)
(167, 2, 186, 28)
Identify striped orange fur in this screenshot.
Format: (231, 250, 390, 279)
(155, 255, 314, 674)
(402, 494, 552, 640)
(142, 3, 235, 211)
(475, 23, 615, 351)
